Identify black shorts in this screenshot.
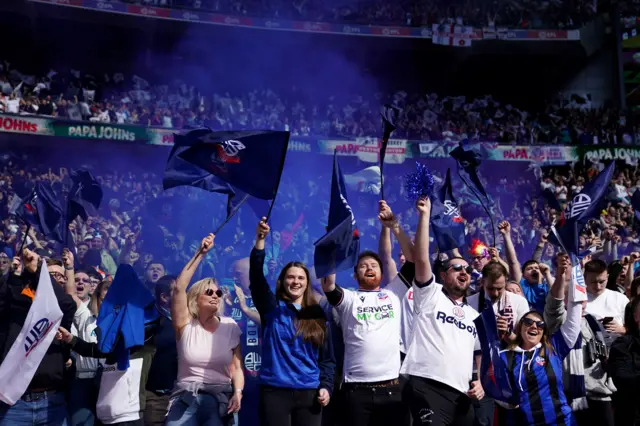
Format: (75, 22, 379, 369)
(403, 376, 474, 426)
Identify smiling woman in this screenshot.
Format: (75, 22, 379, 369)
(166, 234, 244, 426)
(496, 254, 583, 426)
(249, 217, 334, 426)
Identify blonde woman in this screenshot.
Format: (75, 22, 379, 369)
(166, 233, 244, 426)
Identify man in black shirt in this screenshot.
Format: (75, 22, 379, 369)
(0, 249, 76, 425)
(144, 275, 179, 425)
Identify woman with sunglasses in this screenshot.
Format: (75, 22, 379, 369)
(165, 233, 244, 426)
(250, 218, 334, 426)
(496, 254, 582, 426)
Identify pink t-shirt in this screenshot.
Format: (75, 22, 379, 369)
(177, 316, 242, 385)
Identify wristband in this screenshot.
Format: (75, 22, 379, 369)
(65, 266, 74, 271)
(235, 389, 243, 394)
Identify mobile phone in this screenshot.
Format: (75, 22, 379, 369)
(601, 317, 613, 325)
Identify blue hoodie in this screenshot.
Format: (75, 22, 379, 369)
(96, 264, 158, 370)
(249, 248, 334, 392)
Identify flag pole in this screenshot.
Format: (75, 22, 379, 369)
(186, 195, 251, 270)
(19, 224, 32, 255)
(380, 137, 388, 201)
(213, 196, 250, 235)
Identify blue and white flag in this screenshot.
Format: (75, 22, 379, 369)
(0, 266, 63, 405)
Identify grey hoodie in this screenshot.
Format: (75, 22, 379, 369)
(543, 293, 616, 402)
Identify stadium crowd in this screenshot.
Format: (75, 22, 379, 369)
(0, 123, 639, 425)
(115, 0, 598, 28)
(0, 62, 634, 145)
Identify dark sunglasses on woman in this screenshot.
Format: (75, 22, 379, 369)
(522, 317, 546, 329)
(204, 288, 224, 298)
(448, 264, 474, 275)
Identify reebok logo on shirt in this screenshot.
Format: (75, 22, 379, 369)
(435, 311, 477, 337)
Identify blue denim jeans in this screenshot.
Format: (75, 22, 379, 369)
(69, 378, 98, 426)
(0, 390, 68, 426)
(165, 392, 237, 426)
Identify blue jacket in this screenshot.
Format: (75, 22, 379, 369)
(96, 264, 157, 370)
(249, 248, 334, 392)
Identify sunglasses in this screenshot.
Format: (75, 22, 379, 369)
(204, 288, 223, 298)
(448, 264, 473, 275)
(522, 317, 546, 329)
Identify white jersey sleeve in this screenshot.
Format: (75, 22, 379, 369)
(385, 262, 415, 301)
(400, 289, 415, 354)
(334, 286, 357, 314)
(412, 275, 438, 314)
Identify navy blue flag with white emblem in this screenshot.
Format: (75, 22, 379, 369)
(169, 129, 290, 201)
(550, 161, 615, 256)
(314, 152, 360, 279)
(430, 169, 465, 252)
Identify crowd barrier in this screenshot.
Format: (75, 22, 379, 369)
(3, 113, 637, 164)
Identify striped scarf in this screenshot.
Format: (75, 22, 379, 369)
(563, 333, 588, 411)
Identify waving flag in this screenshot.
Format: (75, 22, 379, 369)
(550, 162, 614, 303)
(314, 152, 360, 278)
(430, 169, 465, 251)
(450, 142, 487, 200)
(0, 265, 63, 405)
(163, 129, 278, 229)
(550, 162, 615, 257)
(67, 169, 103, 222)
(170, 129, 289, 201)
(380, 105, 401, 200)
(344, 166, 381, 195)
(11, 183, 64, 243)
(473, 303, 518, 406)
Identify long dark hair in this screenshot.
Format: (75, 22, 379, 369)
(276, 261, 326, 347)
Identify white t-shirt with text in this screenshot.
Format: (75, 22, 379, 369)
(400, 276, 479, 394)
(335, 269, 412, 383)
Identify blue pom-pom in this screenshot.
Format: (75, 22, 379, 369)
(405, 162, 435, 202)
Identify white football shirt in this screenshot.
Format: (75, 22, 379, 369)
(335, 266, 413, 383)
(400, 276, 479, 394)
(400, 288, 414, 355)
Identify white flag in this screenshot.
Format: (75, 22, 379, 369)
(0, 267, 63, 405)
(344, 166, 382, 195)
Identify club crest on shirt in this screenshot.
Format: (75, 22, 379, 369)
(452, 306, 465, 320)
(535, 356, 546, 366)
(377, 292, 389, 300)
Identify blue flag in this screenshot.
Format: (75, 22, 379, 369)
(551, 162, 615, 256)
(67, 169, 103, 222)
(473, 304, 518, 405)
(430, 169, 465, 251)
(171, 129, 289, 200)
(450, 142, 488, 200)
(314, 153, 360, 279)
(12, 183, 64, 243)
(163, 129, 273, 227)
